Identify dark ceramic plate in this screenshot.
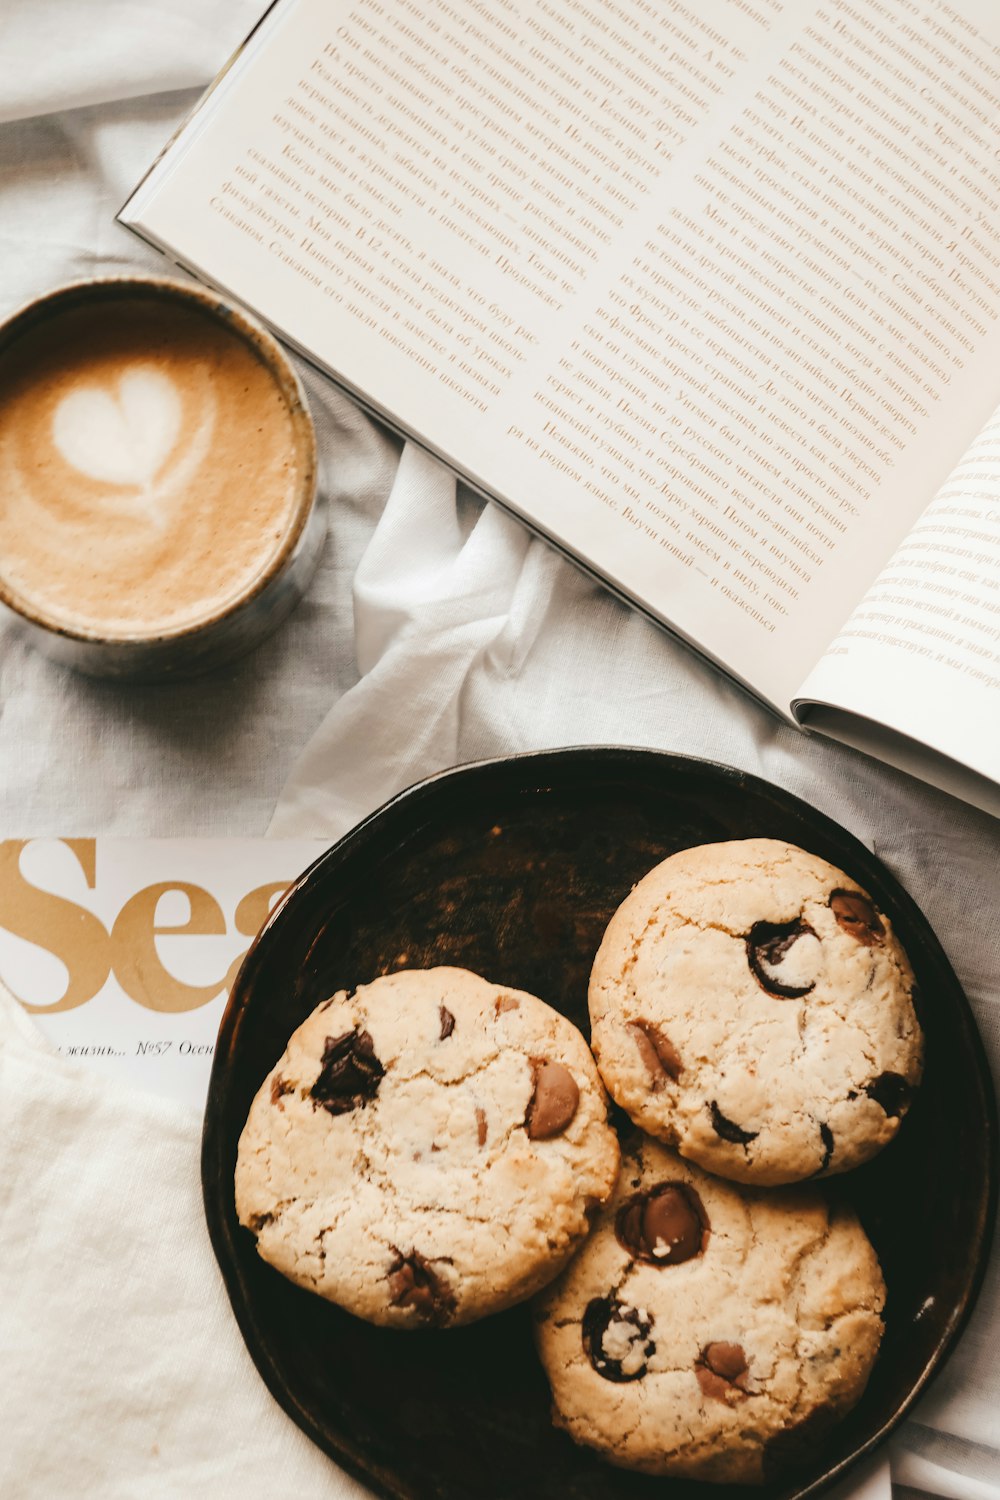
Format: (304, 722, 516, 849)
(203, 749, 996, 1500)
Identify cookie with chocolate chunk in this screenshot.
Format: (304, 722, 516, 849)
(533, 1138, 885, 1482)
(235, 967, 620, 1327)
(589, 838, 922, 1185)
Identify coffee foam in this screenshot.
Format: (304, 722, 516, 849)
(0, 294, 305, 637)
(52, 365, 186, 492)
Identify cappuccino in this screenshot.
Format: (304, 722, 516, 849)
(0, 279, 317, 659)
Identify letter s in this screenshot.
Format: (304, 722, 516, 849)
(0, 839, 112, 1013)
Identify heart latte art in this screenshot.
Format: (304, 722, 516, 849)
(52, 366, 187, 494)
(0, 296, 303, 636)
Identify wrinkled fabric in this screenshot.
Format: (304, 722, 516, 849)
(0, 3, 996, 1498)
(0, 980, 367, 1499)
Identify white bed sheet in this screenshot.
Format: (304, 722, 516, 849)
(0, 5, 997, 1497)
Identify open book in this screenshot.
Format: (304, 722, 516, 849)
(120, 0, 1000, 817)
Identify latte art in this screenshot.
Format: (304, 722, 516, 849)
(52, 365, 185, 490)
(0, 294, 303, 637)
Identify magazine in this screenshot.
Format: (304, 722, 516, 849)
(0, 837, 326, 1104)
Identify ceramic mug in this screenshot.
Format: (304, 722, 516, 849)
(0, 275, 324, 679)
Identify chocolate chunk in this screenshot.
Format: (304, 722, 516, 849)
(628, 1021, 682, 1088)
(310, 1028, 384, 1115)
(616, 1182, 708, 1265)
(818, 1122, 834, 1173)
(270, 1074, 293, 1106)
(247, 1211, 275, 1233)
(830, 889, 884, 946)
(387, 1250, 455, 1323)
(525, 1058, 579, 1139)
(695, 1341, 750, 1401)
(865, 1071, 911, 1117)
(746, 919, 816, 998)
(475, 1106, 488, 1146)
(709, 1100, 759, 1146)
(582, 1295, 655, 1383)
(495, 995, 520, 1014)
(439, 1005, 456, 1040)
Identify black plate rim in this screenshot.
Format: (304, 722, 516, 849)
(203, 746, 998, 1499)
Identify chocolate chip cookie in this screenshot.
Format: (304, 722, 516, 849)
(235, 967, 620, 1327)
(589, 838, 923, 1185)
(533, 1137, 885, 1482)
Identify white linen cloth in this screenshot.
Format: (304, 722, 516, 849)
(0, 4, 997, 1499)
(0, 978, 367, 1499)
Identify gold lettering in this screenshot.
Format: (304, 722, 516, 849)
(112, 883, 227, 1014)
(0, 839, 112, 1013)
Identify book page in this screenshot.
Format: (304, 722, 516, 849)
(123, 0, 1000, 710)
(796, 397, 1000, 803)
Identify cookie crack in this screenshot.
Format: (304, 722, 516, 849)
(393, 1050, 504, 1089)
